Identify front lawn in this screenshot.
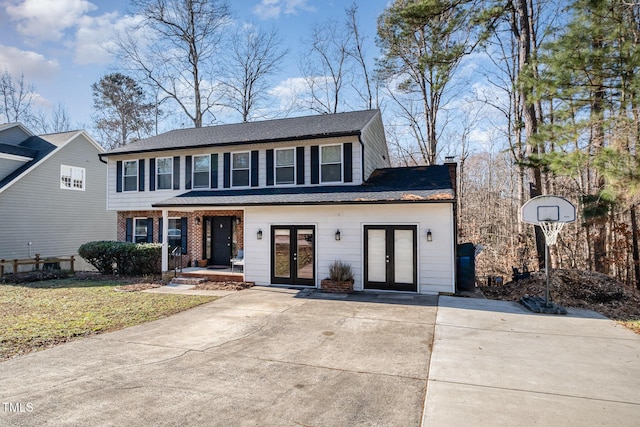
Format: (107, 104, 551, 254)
(0, 277, 218, 360)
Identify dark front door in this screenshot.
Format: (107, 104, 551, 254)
(364, 225, 417, 292)
(203, 216, 233, 266)
(271, 225, 315, 286)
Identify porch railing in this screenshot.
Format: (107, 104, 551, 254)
(170, 246, 183, 278)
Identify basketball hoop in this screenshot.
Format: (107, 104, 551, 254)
(538, 221, 565, 246)
(520, 195, 576, 314)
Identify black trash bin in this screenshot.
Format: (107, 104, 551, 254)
(456, 243, 476, 293)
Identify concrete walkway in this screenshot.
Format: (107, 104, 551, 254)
(424, 296, 640, 426)
(1, 288, 639, 426)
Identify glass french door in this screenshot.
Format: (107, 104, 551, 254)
(364, 225, 417, 292)
(271, 226, 315, 286)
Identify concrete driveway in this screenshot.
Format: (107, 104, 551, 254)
(0, 287, 438, 426)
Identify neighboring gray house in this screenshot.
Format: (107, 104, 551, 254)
(100, 109, 460, 294)
(0, 123, 116, 270)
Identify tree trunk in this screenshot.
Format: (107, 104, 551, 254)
(631, 204, 640, 290)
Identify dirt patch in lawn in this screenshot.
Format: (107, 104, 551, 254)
(480, 269, 640, 333)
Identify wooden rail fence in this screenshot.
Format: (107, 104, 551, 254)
(0, 254, 75, 277)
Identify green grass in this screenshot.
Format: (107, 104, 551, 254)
(0, 278, 218, 360)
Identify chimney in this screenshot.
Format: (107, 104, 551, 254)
(444, 156, 457, 198)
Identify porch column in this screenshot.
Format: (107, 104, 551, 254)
(161, 208, 169, 272)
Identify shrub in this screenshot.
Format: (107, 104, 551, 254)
(328, 260, 354, 282)
(79, 241, 161, 275)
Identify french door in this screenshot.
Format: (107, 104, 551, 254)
(271, 226, 315, 286)
(364, 225, 417, 292)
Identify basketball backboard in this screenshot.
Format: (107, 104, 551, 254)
(520, 195, 576, 225)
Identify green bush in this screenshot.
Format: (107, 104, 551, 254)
(78, 241, 161, 275)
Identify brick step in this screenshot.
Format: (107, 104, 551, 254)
(169, 277, 206, 286)
(179, 272, 245, 283)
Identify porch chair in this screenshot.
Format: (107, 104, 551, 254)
(231, 249, 244, 273)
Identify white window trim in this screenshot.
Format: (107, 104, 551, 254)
(274, 148, 296, 186)
(192, 154, 210, 189)
(320, 143, 343, 183)
(60, 164, 86, 191)
(133, 217, 148, 243)
(123, 160, 138, 192)
(232, 151, 251, 188)
(156, 156, 173, 191)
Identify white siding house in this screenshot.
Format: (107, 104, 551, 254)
(100, 110, 459, 294)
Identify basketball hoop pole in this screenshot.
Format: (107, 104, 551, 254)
(545, 241, 551, 308)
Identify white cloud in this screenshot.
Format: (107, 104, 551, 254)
(73, 12, 141, 65)
(5, 0, 96, 42)
(0, 44, 59, 79)
(252, 0, 315, 20)
(269, 76, 308, 109)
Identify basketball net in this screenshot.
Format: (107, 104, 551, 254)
(539, 221, 565, 246)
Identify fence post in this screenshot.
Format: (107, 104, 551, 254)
(35, 253, 41, 271)
(1, 261, 4, 278)
(13, 259, 18, 274)
(70, 256, 75, 274)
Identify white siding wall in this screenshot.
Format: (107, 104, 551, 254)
(243, 203, 455, 295)
(107, 136, 363, 211)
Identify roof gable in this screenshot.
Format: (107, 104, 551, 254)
(102, 109, 381, 157)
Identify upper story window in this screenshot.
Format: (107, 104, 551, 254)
(232, 152, 250, 187)
(321, 144, 342, 183)
(193, 155, 210, 188)
(60, 165, 85, 191)
(275, 148, 295, 185)
(156, 157, 173, 190)
(123, 160, 138, 191)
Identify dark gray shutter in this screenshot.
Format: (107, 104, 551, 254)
(125, 218, 133, 242)
(146, 218, 154, 242)
(149, 158, 156, 191)
(181, 217, 188, 254)
(173, 156, 180, 190)
(343, 143, 353, 183)
(251, 150, 259, 187)
(223, 153, 231, 188)
(311, 145, 319, 184)
(211, 153, 218, 188)
(185, 155, 192, 190)
(158, 217, 163, 243)
(116, 161, 122, 192)
(296, 146, 305, 185)
(266, 149, 274, 186)
(138, 159, 145, 191)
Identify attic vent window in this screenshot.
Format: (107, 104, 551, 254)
(60, 165, 85, 191)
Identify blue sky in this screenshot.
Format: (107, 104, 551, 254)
(0, 0, 391, 130)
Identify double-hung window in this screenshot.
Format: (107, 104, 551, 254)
(134, 218, 148, 243)
(193, 155, 210, 188)
(320, 144, 342, 183)
(60, 165, 85, 191)
(168, 218, 182, 250)
(232, 152, 250, 187)
(156, 157, 173, 190)
(275, 148, 295, 185)
(123, 160, 138, 191)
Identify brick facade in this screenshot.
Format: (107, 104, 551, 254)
(117, 210, 244, 267)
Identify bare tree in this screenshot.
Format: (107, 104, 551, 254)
(0, 70, 36, 124)
(345, 3, 377, 110)
(220, 25, 288, 122)
(299, 20, 352, 114)
(116, 0, 232, 128)
(30, 103, 72, 134)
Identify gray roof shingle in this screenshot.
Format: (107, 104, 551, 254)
(153, 165, 454, 207)
(102, 109, 380, 156)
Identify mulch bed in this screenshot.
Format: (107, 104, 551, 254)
(192, 281, 255, 291)
(479, 268, 640, 322)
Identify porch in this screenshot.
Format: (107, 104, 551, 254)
(167, 266, 245, 283)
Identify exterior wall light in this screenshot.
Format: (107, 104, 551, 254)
(195, 217, 201, 225)
(426, 229, 433, 242)
(257, 229, 263, 240)
(335, 229, 341, 241)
